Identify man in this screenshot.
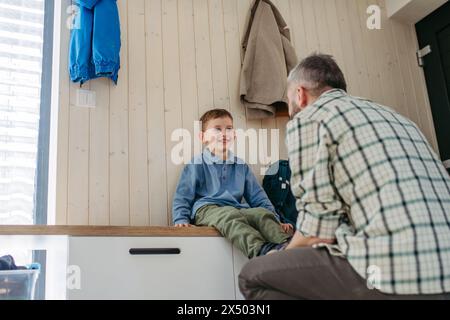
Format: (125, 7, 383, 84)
(239, 54, 450, 300)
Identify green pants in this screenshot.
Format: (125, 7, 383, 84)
(195, 205, 291, 258)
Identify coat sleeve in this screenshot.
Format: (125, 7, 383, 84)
(240, 0, 297, 120)
(75, 0, 101, 10)
(92, 0, 121, 84)
(71, 0, 121, 84)
(69, 3, 94, 84)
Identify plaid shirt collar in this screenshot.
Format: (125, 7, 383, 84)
(294, 88, 348, 120)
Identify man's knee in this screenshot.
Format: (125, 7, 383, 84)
(238, 249, 323, 300)
(238, 258, 261, 299)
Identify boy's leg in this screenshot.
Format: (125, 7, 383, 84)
(241, 208, 291, 244)
(195, 205, 267, 258)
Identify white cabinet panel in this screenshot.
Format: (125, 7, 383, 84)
(232, 247, 249, 300)
(68, 237, 235, 300)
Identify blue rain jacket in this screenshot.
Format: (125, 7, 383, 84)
(69, 0, 121, 84)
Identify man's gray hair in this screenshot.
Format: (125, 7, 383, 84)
(288, 53, 347, 97)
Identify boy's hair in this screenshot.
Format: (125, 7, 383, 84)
(199, 109, 233, 132)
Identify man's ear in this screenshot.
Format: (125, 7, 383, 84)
(298, 86, 308, 109)
(198, 131, 204, 143)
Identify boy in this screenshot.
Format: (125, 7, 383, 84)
(172, 109, 293, 258)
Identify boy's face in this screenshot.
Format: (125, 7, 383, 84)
(201, 116, 235, 155)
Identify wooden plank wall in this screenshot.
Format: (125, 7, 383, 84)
(55, 0, 439, 226)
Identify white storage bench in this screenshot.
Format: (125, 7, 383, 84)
(0, 226, 249, 300)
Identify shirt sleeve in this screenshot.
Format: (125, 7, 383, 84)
(287, 118, 345, 239)
(243, 165, 280, 220)
(172, 165, 196, 225)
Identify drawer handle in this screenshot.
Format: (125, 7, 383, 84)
(129, 248, 181, 255)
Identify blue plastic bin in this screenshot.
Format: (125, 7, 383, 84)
(0, 266, 40, 300)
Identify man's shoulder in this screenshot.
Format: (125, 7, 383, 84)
(286, 92, 361, 136)
(305, 92, 374, 123)
(287, 112, 321, 135)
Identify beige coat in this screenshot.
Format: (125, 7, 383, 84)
(240, 0, 298, 120)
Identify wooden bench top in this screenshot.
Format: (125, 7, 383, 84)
(0, 225, 221, 237)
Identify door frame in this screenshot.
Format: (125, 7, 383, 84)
(416, 1, 450, 168)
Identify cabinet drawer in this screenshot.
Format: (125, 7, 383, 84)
(67, 237, 235, 300)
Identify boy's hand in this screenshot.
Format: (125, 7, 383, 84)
(174, 223, 194, 228)
(281, 223, 294, 234)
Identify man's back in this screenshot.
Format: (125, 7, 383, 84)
(287, 89, 450, 295)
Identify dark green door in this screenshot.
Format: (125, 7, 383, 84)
(416, 1, 450, 174)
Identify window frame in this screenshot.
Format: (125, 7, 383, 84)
(33, 0, 55, 300)
(34, 0, 55, 226)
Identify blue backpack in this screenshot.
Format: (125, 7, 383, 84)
(263, 160, 298, 227)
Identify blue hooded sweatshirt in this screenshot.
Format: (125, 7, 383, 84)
(69, 0, 121, 84)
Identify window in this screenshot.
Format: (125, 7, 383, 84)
(0, 0, 53, 266)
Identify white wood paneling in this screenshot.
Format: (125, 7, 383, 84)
(178, 0, 199, 156)
(56, 0, 439, 226)
(67, 82, 89, 225)
(89, 78, 110, 225)
(146, 0, 169, 226)
(54, 0, 71, 225)
(128, 0, 150, 226)
(193, 0, 215, 117)
(162, 0, 183, 224)
(109, 0, 130, 226)
(209, 0, 231, 110)
(223, 0, 247, 131)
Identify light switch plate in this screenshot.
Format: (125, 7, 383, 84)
(75, 89, 96, 108)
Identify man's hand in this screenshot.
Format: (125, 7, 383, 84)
(174, 223, 194, 228)
(281, 223, 294, 234)
(286, 231, 335, 250)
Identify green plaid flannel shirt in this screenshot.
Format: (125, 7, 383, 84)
(286, 89, 450, 295)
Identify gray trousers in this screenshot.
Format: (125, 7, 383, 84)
(239, 247, 450, 300)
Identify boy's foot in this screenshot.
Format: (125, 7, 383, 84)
(257, 242, 278, 256)
(266, 241, 289, 255)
